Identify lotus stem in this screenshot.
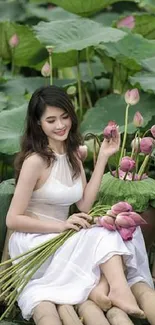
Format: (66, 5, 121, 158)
(119, 104, 130, 165)
(77, 51, 83, 119)
(138, 154, 150, 179)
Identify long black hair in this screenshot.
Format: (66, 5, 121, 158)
(15, 85, 82, 182)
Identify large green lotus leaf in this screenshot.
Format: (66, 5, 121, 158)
(0, 77, 76, 97)
(93, 12, 121, 26)
(142, 56, 155, 72)
(0, 21, 84, 70)
(31, 0, 138, 16)
(0, 104, 27, 154)
(132, 14, 155, 39)
(0, 92, 8, 112)
(33, 18, 126, 53)
(140, 0, 155, 12)
(27, 4, 78, 21)
(97, 33, 155, 71)
(80, 93, 155, 135)
(129, 72, 155, 93)
(0, 0, 26, 22)
(0, 179, 15, 257)
(0, 21, 44, 68)
(97, 172, 155, 212)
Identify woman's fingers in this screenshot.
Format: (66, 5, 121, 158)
(69, 216, 91, 229)
(73, 213, 92, 221)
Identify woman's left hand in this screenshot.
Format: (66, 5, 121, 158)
(99, 127, 120, 159)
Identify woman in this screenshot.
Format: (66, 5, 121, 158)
(6, 85, 153, 323)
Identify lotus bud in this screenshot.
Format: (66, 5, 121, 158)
(115, 214, 136, 228)
(106, 210, 116, 218)
(131, 137, 141, 152)
(77, 145, 88, 161)
(103, 215, 115, 225)
(117, 227, 136, 241)
(97, 217, 116, 231)
(67, 86, 76, 96)
(46, 45, 54, 55)
(140, 137, 154, 154)
(117, 16, 135, 29)
(133, 111, 144, 127)
(120, 156, 135, 172)
(103, 121, 117, 140)
(124, 89, 140, 106)
(41, 62, 50, 77)
(111, 201, 133, 215)
(9, 34, 19, 48)
(151, 125, 155, 138)
(128, 212, 146, 226)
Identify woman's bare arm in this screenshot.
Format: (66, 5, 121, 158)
(6, 155, 64, 233)
(76, 131, 120, 213)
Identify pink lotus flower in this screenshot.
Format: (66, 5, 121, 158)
(97, 216, 116, 231)
(103, 121, 117, 139)
(77, 145, 88, 161)
(116, 212, 146, 227)
(117, 226, 136, 241)
(125, 89, 140, 106)
(140, 137, 154, 154)
(115, 214, 136, 228)
(117, 16, 135, 29)
(9, 34, 19, 48)
(41, 62, 50, 77)
(151, 125, 155, 138)
(111, 201, 133, 215)
(133, 111, 144, 127)
(120, 156, 135, 172)
(129, 212, 146, 225)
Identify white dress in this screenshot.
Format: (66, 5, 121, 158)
(9, 152, 153, 320)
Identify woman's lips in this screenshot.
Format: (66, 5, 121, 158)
(55, 129, 66, 136)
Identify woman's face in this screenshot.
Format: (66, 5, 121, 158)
(40, 105, 72, 144)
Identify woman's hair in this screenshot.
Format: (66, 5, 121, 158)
(15, 85, 82, 182)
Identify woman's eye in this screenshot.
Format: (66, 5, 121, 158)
(48, 120, 55, 124)
(63, 115, 69, 119)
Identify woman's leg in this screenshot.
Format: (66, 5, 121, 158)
(132, 282, 155, 325)
(100, 255, 145, 318)
(33, 301, 62, 325)
(89, 274, 112, 311)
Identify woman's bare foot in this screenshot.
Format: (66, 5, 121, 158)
(89, 276, 112, 311)
(89, 286, 112, 311)
(108, 285, 145, 318)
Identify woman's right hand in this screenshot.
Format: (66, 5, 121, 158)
(62, 213, 92, 232)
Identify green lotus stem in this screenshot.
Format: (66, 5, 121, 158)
(73, 96, 78, 113)
(86, 47, 99, 98)
(84, 85, 93, 108)
(119, 103, 130, 165)
(93, 138, 97, 167)
(77, 51, 83, 119)
(123, 171, 128, 181)
(84, 133, 101, 149)
(138, 154, 150, 179)
(0, 205, 111, 320)
(0, 231, 66, 268)
(131, 130, 139, 159)
(142, 129, 150, 138)
(49, 52, 53, 85)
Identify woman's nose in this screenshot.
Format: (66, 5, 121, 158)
(56, 120, 64, 129)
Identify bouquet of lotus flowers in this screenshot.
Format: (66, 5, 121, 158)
(97, 89, 155, 212)
(0, 201, 145, 320)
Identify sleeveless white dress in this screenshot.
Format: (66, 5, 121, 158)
(9, 153, 153, 320)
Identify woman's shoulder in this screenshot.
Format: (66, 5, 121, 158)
(22, 153, 46, 172)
